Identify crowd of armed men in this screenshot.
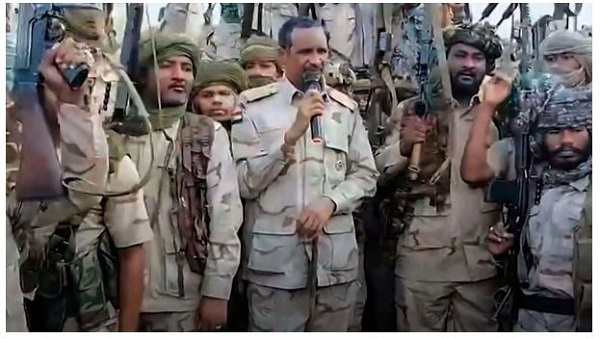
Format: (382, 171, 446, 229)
(6, 5, 592, 333)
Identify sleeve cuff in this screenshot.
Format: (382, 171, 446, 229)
(201, 276, 233, 300)
(324, 190, 350, 215)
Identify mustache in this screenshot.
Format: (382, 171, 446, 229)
(551, 146, 585, 157)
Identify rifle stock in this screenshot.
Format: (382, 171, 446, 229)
(12, 4, 65, 200)
(14, 85, 64, 200)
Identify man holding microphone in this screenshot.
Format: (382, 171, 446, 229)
(231, 16, 378, 331)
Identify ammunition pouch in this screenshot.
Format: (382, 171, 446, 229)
(172, 113, 214, 294)
(22, 222, 119, 331)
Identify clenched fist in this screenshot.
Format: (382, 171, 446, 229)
(285, 91, 325, 145)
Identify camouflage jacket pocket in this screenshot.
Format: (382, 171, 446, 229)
(322, 216, 358, 272)
(247, 233, 297, 274)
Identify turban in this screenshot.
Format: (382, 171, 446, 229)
(239, 36, 283, 68)
(138, 30, 201, 76)
(192, 61, 248, 96)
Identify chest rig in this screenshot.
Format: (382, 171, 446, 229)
(168, 113, 215, 297)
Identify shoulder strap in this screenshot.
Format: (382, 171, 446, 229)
(328, 87, 358, 111)
(240, 83, 278, 103)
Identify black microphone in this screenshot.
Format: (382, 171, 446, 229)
(302, 71, 323, 143)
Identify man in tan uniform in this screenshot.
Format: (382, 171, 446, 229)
(375, 23, 504, 331)
(122, 31, 243, 332)
(239, 36, 283, 88)
(9, 27, 153, 331)
(232, 17, 378, 331)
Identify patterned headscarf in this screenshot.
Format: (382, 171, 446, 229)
(443, 22, 503, 73)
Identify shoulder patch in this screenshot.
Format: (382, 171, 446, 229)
(328, 88, 357, 111)
(240, 83, 278, 103)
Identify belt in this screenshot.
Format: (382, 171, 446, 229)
(518, 292, 575, 316)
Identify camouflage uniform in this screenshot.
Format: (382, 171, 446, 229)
(128, 33, 243, 332)
(11, 7, 153, 332)
(232, 78, 378, 331)
(376, 23, 504, 332)
(487, 85, 592, 332)
(190, 60, 248, 332)
(8, 97, 152, 332)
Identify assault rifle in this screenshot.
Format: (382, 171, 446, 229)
(485, 3, 540, 331)
(407, 3, 453, 181)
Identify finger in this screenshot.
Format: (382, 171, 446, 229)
(487, 232, 502, 243)
(302, 214, 317, 238)
(501, 232, 515, 240)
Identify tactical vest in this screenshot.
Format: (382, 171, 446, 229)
(171, 113, 214, 290)
(21, 141, 123, 331)
(573, 179, 592, 331)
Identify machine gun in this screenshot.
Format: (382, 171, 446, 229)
(12, 3, 97, 200)
(485, 3, 542, 331)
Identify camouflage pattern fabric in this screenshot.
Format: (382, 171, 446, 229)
(374, 94, 502, 331)
(514, 176, 589, 332)
(395, 277, 498, 331)
(232, 78, 378, 330)
(247, 282, 359, 331)
(443, 22, 503, 73)
(129, 118, 243, 317)
(573, 180, 592, 332)
(9, 93, 153, 332)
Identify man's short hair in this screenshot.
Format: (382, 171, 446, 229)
(278, 16, 329, 50)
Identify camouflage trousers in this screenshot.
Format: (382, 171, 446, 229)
(247, 282, 359, 331)
(395, 277, 498, 331)
(6, 264, 28, 332)
(514, 309, 576, 332)
(139, 312, 195, 332)
(348, 242, 366, 331)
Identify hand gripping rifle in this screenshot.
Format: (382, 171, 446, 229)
(12, 3, 97, 200)
(407, 4, 454, 182)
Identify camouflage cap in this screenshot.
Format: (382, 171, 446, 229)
(193, 61, 248, 96)
(443, 22, 503, 71)
(537, 85, 592, 132)
(139, 30, 202, 76)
